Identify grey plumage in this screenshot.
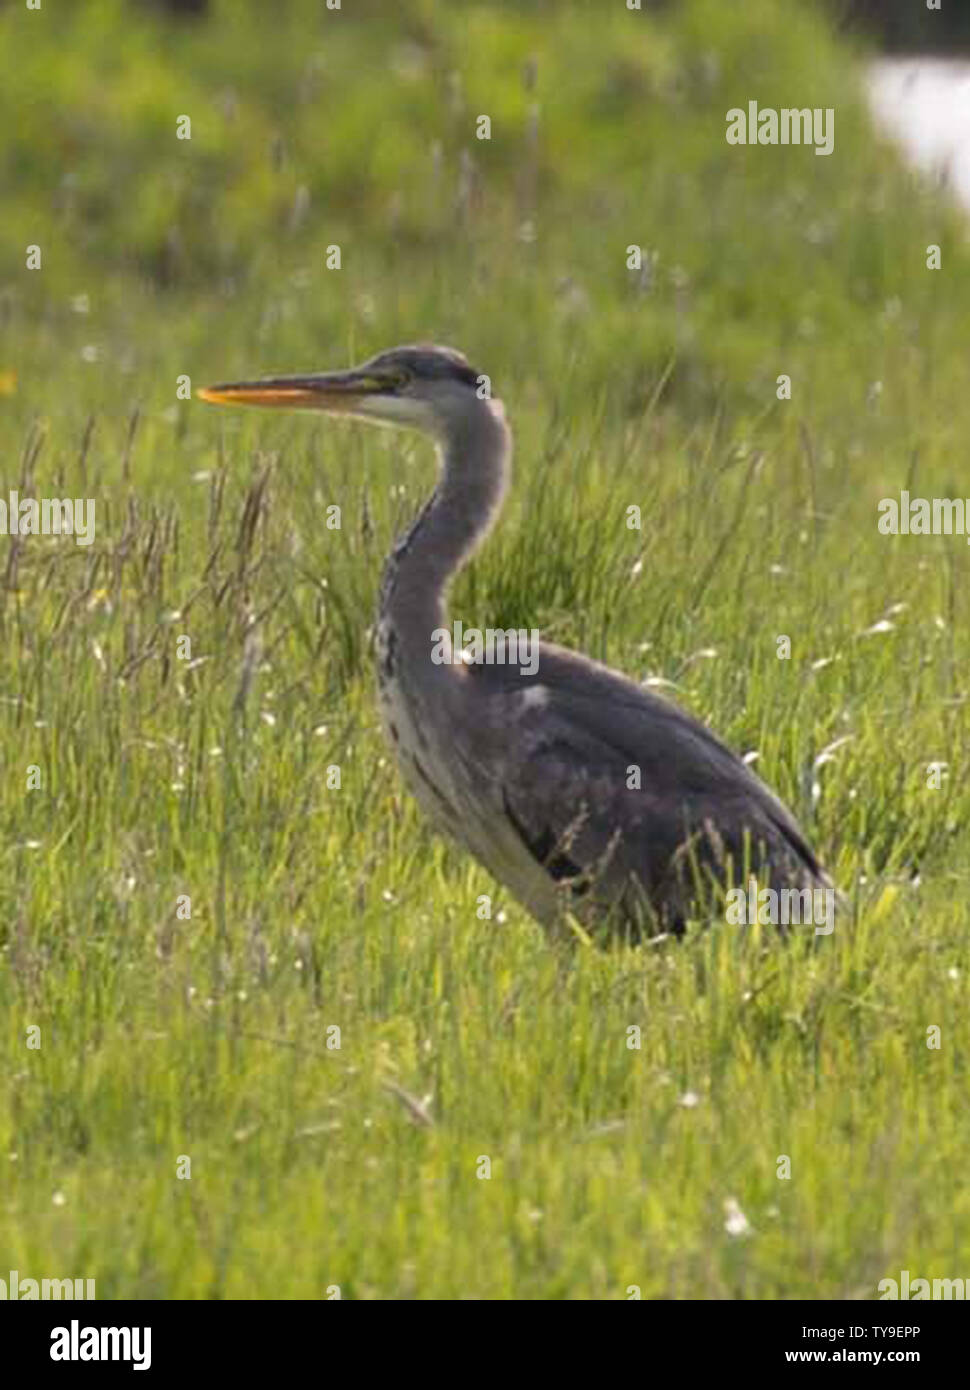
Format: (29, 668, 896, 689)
(200, 344, 833, 940)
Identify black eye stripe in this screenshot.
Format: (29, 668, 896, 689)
(366, 348, 481, 389)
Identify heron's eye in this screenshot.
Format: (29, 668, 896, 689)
(390, 370, 411, 392)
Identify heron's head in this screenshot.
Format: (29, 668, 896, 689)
(198, 344, 490, 439)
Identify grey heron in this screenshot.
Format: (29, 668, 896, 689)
(199, 345, 833, 940)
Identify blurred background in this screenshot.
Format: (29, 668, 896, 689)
(3, 0, 969, 456)
(2, 0, 970, 1300)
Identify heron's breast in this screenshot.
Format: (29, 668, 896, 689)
(375, 625, 457, 818)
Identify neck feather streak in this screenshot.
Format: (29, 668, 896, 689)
(380, 403, 511, 649)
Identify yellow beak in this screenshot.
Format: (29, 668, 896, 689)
(197, 370, 387, 411)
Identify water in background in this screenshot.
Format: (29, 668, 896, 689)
(868, 59, 970, 211)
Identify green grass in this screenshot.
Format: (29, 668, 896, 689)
(1, 0, 968, 1298)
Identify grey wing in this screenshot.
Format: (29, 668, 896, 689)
(492, 651, 824, 930)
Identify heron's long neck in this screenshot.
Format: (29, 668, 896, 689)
(380, 401, 511, 652)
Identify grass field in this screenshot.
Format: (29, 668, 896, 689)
(1, 0, 969, 1299)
